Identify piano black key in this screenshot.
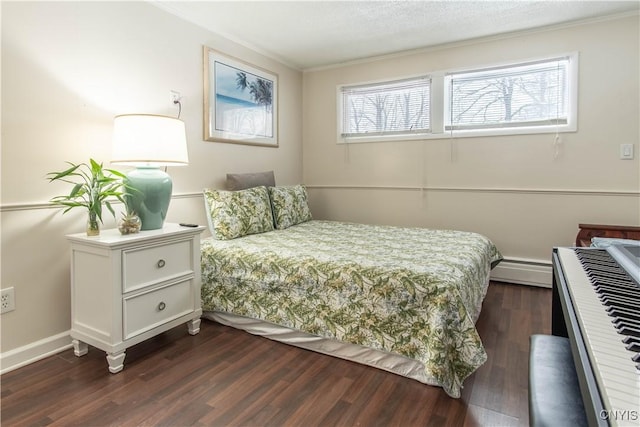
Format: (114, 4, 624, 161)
(608, 308, 640, 324)
(625, 341, 640, 351)
(614, 324, 640, 339)
(617, 324, 640, 338)
(604, 298, 638, 313)
(588, 271, 629, 280)
(596, 286, 640, 300)
(591, 266, 628, 272)
(613, 320, 640, 337)
(595, 280, 640, 291)
(593, 277, 638, 288)
(601, 293, 640, 304)
(595, 281, 640, 292)
(589, 275, 632, 285)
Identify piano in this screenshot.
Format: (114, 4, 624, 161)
(552, 244, 640, 426)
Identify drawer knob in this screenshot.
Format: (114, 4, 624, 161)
(158, 302, 166, 311)
(157, 259, 166, 268)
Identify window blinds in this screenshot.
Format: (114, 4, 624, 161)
(341, 77, 431, 137)
(446, 57, 569, 131)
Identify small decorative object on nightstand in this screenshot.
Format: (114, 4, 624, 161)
(118, 210, 142, 235)
(67, 223, 205, 373)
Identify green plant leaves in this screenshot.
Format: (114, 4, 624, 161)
(47, 158, 126, 224)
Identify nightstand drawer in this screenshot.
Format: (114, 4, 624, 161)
(123, 280, 193, 339)
(122, 240, 192, 292)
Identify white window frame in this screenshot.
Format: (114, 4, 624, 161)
(336, 52, 578, 144)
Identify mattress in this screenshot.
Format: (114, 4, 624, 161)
(200, 220, 502, 397)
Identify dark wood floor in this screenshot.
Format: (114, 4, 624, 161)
(1, 282, 551, 426)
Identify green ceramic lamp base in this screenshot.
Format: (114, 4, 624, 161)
(125, 166, 172, 230)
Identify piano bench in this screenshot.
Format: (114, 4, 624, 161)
(529, 334, 588, 427)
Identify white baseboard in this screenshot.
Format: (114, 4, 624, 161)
(491, 258, 552, 288)
(0, 331, 72, 375)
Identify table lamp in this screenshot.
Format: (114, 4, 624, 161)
(111, 114, 189, 230)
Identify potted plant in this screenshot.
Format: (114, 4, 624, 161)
(47, 158, 128, 236)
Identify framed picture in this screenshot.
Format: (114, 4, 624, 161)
(203, 46, 279, 147)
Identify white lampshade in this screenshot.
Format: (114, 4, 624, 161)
(111, 114, 189, 166)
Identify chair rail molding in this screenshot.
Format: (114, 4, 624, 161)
(305, 184, 640, 197)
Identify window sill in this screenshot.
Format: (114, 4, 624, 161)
(338, 124, 577, 144)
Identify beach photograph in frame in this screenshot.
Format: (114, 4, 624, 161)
(204, 47, 279, 147)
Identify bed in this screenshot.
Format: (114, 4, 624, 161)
(200, 179, 502, 398)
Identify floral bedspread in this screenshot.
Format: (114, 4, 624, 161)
(200, 220, 502, 397)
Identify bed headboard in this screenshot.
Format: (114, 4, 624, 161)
(226, 171, 275, 191)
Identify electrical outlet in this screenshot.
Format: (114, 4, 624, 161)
(1, 287, 15, 314)
(170, 90, 182, 104)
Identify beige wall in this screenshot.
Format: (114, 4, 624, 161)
(303, 15, 640, 264)
(0, 2, 302, 359)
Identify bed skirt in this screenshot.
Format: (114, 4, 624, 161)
(202, 310, 438, 387)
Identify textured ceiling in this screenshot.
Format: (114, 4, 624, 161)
(153, 1, 640, 70)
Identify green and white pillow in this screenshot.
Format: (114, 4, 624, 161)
(269, 185, 312, 230)
(203, 186, 274, 240)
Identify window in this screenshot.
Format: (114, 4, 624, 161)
(445, 56, 574, 132)
(339, 76, 431, 140)
(337, 53, 577, 143)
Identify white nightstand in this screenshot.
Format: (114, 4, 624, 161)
(66, 223, 206, 373)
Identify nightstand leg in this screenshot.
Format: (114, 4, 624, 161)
(188, 318, 201, 335)
(106, 351, 126, 373)
(72, 339, 88, 357)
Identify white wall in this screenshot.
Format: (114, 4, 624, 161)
(302, 15, 640, 280)
(0, 1, 302, 367)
